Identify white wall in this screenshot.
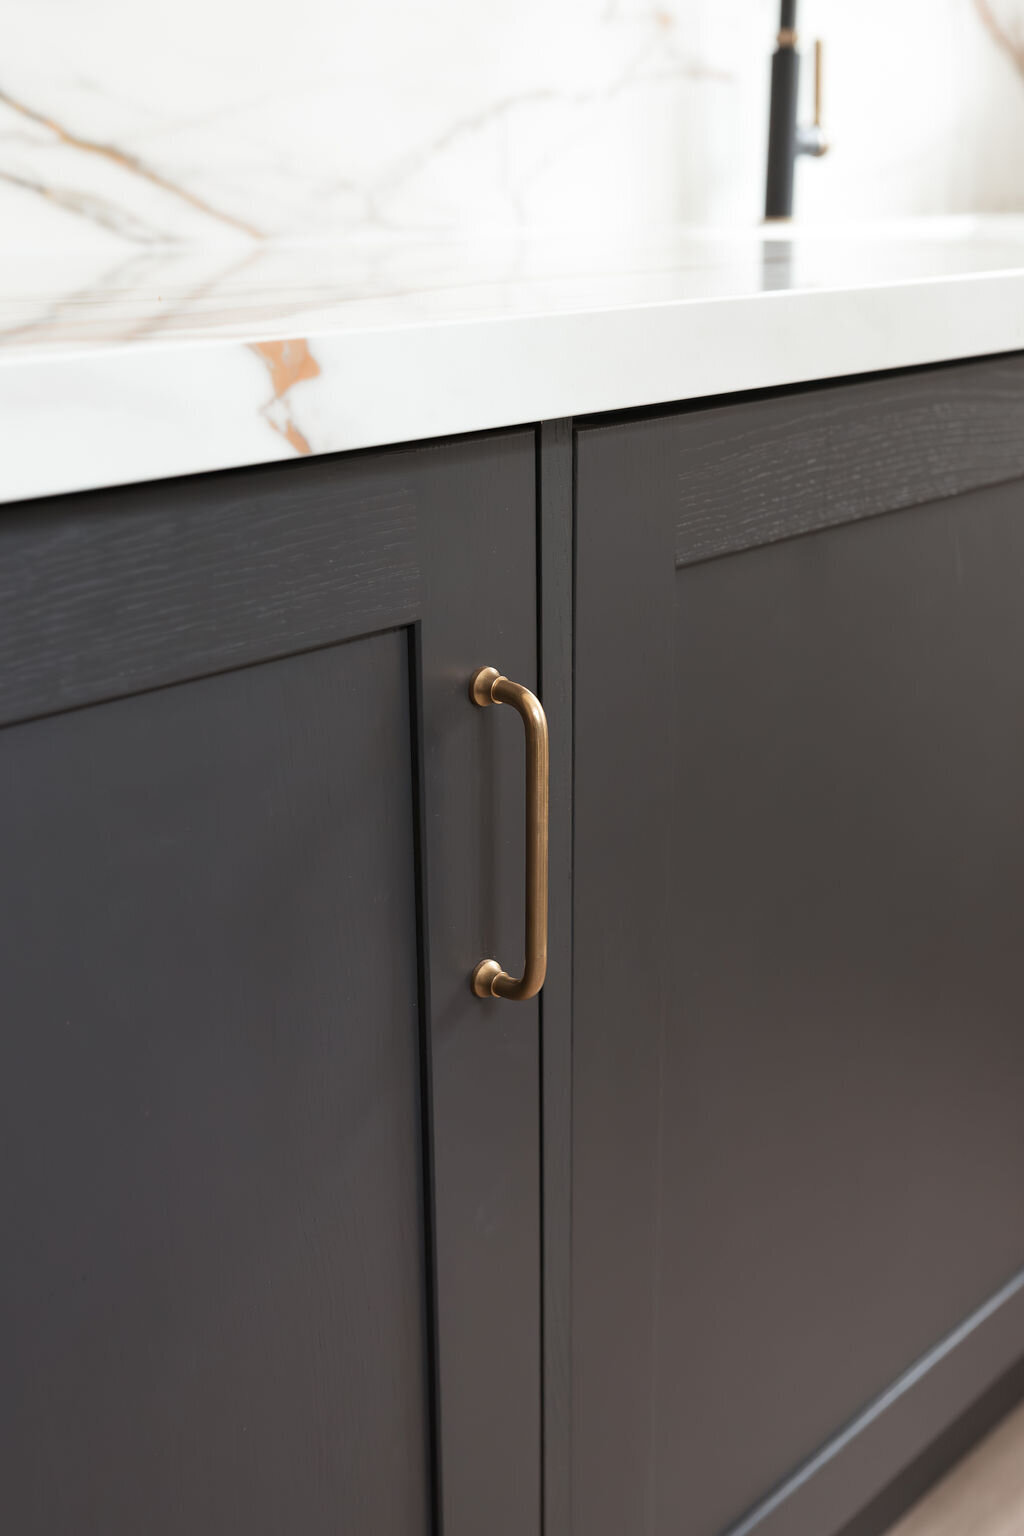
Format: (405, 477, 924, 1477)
(2, 0, 1023, 250)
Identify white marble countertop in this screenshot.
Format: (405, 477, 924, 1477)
(4, 216, 1024, 503)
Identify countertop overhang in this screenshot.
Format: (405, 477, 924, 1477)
(4, 217, 1024, 504)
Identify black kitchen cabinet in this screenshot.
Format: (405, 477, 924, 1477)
(0, 433, 541, 1536)
(6, 357, 1024, 1536)
(572, 358, 1024, 1536)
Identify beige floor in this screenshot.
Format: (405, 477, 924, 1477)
(885, 1401, 1024, 1536)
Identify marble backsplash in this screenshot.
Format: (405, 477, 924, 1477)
(2, 0, 1024, 250)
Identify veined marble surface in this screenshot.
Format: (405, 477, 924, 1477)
(3, 217, 1024, 503)
(2, 0, 1024, 246)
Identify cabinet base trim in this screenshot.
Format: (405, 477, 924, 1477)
(726, 1267, 1024, 1536)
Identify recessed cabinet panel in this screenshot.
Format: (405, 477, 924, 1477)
(663, 491, 1024, 1534)
(1, 635, 432, 1536)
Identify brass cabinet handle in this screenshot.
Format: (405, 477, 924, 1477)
(469, 666, 549, 1001)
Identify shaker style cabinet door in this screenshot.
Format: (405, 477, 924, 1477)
(572, 359, 1024, 1536)
(0, 434, 540, 1536)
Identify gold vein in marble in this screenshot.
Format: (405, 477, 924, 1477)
(0, 87, 263, 238)
(974, 0, 1024, 77)
(250, 339, 321, 455)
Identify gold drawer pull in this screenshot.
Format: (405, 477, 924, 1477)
(469, 667, 549, 1001)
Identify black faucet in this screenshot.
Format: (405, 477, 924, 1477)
(764, 0, 828, 220)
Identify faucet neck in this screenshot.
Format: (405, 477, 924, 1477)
(765, 33, 800, 219)
(764, 0, 827, 220)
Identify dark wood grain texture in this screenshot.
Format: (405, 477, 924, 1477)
(574, 402, 1024, 1536)
(538, 419, 574, 1536)
(0, 454, 419, 726)
(669, 354, 1024, 566)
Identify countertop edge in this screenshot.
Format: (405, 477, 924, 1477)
(4, 271, 1024, 504)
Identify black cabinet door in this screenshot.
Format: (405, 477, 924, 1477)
(0, 434, 540, 1536)
(572, 360, 1024, 1536)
